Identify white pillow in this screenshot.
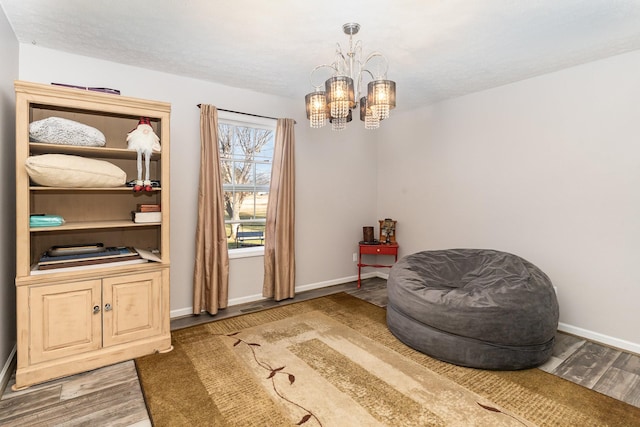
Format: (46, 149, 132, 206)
(25, 154, 127, 188)
(29, 117, 106, 147)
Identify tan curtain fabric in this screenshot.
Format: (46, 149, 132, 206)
(263, 118, 296, 301)
(193, 105, 229, 315)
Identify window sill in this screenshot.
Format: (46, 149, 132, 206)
(228, 247, 265, 260)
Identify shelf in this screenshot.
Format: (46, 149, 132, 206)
(29, 142, 161, 160)
(30, 219, 160, 232)
(30, 186, 162, 191)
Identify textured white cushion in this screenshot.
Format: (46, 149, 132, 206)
(29, 117, 106, 147)
(25, 154, 127, 188)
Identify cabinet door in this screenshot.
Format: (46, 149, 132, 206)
(29, 280, 102, 364)
(102, 271, 163, 347)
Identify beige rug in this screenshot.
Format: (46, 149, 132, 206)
(136, 293, 640, 426)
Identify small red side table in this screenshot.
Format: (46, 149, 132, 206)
(357, 242, 399, 288)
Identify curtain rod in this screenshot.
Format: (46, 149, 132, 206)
(197, 104, 296, 124)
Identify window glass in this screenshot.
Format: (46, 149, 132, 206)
(218, 112, 275, 250)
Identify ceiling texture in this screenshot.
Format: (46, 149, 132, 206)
(2, 0, 640, 111)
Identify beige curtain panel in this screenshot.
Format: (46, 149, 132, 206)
(193, 104, 229, 315)
(263, 118, 296, 300)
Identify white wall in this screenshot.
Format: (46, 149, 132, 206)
(0, 4, 18, 388)
(17, 44, 378, 315)
(377, 49, 640, 352)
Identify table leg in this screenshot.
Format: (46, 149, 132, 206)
(358, 252, 362, 288)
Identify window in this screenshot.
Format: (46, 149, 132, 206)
(217, 111, 275, 251)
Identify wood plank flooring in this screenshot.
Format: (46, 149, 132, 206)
(539, 330, 640, 407)
(2, 277, 639, 426)
(0, 361, 150, 426)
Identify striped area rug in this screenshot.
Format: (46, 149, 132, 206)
(136, 293, 640, 426)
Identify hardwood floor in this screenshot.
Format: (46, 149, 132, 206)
(540, 332, 640, 407)
(0, 361, 150, 427)
(2, 277, 639, 425)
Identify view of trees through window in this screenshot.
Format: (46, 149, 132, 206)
(218, 115, 275, 250)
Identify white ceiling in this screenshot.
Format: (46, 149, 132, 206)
(2, 0, 640, 111)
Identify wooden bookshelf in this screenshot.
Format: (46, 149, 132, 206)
(13, 81, 172, 390)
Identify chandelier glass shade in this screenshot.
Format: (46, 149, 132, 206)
(325, 75, 355, 119)
(330, 109, 352, 131)
(305, 23, 396, 131)
(367, 79, 396, 120)
(359, 96, 380, 130)
(305, 90, 327, 128)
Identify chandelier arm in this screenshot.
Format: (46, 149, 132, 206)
(360, 69, 376, 81)
(333, 43, 351, 75)
(355, 69, 363, 102)
(354, 40, 362, 53)
(309, 64, 339, 88)
(362, 51, 390, 79)
(351, 40, 363, 83)
(355, 68, 377, 101)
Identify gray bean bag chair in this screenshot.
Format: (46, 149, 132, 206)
(386, 249, 559, 370)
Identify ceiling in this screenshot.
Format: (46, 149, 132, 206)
(2, 0, 640, 111)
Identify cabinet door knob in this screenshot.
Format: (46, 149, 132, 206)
(93, 305, 100, 314)
(104, 303, 112, 312)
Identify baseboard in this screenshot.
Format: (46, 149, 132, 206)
(170, 307, 196, 318)
(558, 322, 640, 355)
(0, 345, 16, 396)
(170, 292, 270, 318)
(169, 272, 379, 319)
(294, 272, 377, 293)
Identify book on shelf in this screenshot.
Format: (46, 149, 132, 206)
(47, 243, 106, 257)
(135, 248, 162, 262)
(36, 246, 141, 270)
(31, 258, 148, 275)
(136, 204, 161, 212)
(132, 211, 162, 223)
(39, 246, 133, 264)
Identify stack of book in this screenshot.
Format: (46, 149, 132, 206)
(132, 204, 161, 223)
(33, 246, 147, 274)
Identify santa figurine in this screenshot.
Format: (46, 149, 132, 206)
(126, 117, 161, 192)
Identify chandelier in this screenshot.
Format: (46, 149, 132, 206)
(305, 23, 396, 131)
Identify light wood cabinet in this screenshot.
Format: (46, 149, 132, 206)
(103, 271, 164, 347)
(28, 279, 103, 365)
(13, 81, 172, 390)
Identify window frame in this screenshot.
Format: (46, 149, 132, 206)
(217, 110, 276, 257)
